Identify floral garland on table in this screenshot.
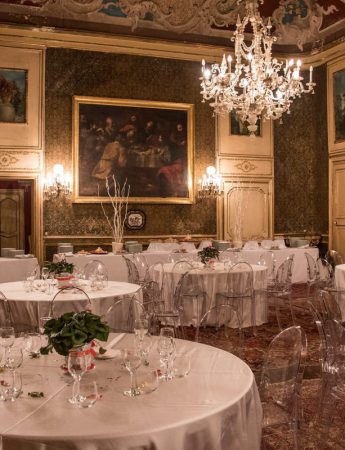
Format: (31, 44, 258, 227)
(198, 246, 219, 264)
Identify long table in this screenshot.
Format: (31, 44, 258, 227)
(59, 247, 318, 284)
(0, 334, 262, 450)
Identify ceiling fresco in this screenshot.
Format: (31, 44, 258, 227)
(0, 0, 344, 53)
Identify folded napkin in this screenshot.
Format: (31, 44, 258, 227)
(94, 333, 125, 360)
(106, 333, 126, 349)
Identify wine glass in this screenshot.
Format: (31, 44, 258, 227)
(25, 333, 42, 358)
(157, 335, 175, 381)
(41, 267, 49, 280)
(134, 318, 149, 342)
(0, 327, 15, 366)
(0, 368, 22, 401)
(6, 347, 23, 400)
(122, 348, 142, 397)
(67, 350, 88, 405)
(134, 333, 152, 366)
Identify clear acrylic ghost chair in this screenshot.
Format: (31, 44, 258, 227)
(102, 292, 146, 333)
(305, 252, 320, 300)
(122, 255, 141, 284)
(326, 249, 343, 268)
(215, 262, 255, 355)
(267, 255, 295, 330)
(260, 326, 307, 450)
(131, 253, 149, 283)
(83, 260, 108, 289)
(317, 258, 334, 290)
(49, 286, 92, 317)
(0, 291, 12, 327)
(258, 251, 276, 285)
(195, 303, 237, 348)
(174, 268, 209, 334)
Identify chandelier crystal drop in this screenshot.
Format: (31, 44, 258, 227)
(200, 0, 316, 135)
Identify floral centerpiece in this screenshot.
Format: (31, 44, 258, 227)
(198, 245, 219, 264)
(40, 311, 110, 357)
(45, 258, 74, 275)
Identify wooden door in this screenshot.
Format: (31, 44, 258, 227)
(222, 179, 273, 243)
(0, 188, 25, 250)
(330, 158, 345, 257)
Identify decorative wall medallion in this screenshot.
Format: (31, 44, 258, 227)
(125, 209, 146, 230)
(235, 160, 257, 173)
(0, 152, 18, 167)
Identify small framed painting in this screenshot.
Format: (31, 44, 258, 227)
(73, 96, 194, 204)
(0, 46, 43, 150)
(328, 60, 345, 151)
(0, 69, 27, 123)
(229, 111, 262, 137)
(125, 210, 146, 230)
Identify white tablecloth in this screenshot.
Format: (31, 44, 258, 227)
(153, 263, 268, 328)
(59, 252, 198, 282)
(0, 257, 38, 283)
(0, 281, 140, 329)
(0, 334, 262, 450)
(223, 247, 318, 283)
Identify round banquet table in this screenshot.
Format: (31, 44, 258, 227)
(152, 263, 268, 328)
(0, 257, 39, 283)
(0, 333, 262, 450)
(0, 281, 140, 329)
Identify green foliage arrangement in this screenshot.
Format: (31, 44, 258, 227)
(40, 311, 110, 356)
(44, 259, 74, 275)
(198, 246, 220, 264)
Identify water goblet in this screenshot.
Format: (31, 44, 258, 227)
(75, 380, 99, 408)
(67, 350, 88, 405)
(0, 327, 15, 366)
(172, 354, 191, 378)
(122, 348, 142, 397)
(6, 347, 23, 400)
(41, 267, 49, 280)
(25, 333, 42, 358)
(0, 368, 22, 401)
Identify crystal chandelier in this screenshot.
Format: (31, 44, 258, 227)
(200, 0, 316, 135)
(43, 164, 72, 199)
(198, 166, 224, 199)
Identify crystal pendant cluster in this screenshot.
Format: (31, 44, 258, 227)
(43, 164, 72, 199)
(200, 1, 316, 135)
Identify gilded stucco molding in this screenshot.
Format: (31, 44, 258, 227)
(0, 150, 42, 172)
(235, 160, 257, 173)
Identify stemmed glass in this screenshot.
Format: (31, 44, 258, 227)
(122, 348, 142, 397)
(68, 350, 88, 405)
(6, 347, 23, 400)
(134, 318, 149, 342)
(0, 327, 15, 366)
(134, 334, 152, 366)
(41, 267, 49, 280)
(157, 328, 176, 381)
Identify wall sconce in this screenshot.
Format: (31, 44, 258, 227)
(43, 164, 72, 199)
(198, 166, 224, 199)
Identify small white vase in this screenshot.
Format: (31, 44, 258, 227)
(112, 242, 124, 254)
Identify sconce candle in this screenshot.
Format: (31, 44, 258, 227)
(198, 166, 223, 199)
(43, 164, 72, 199)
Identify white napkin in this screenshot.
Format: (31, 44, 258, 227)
(106, 333, 126, 349)
(94, 333, 125, 360)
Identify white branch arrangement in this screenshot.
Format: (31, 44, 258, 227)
(99, 175, 130, 243)
(230, 180, 252, 246)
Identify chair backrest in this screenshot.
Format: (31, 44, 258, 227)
(172, 260, 194, 273)
(317, 258, 334, 287)
(131, 253, 148, 281)
(260, 326, 307, 418)
(305, 252, 319, 283)
(0, 291, 12, 327)
(227, 262, 254, 297)
(102, 293, 145, 333)
(258, 251, 276, 282)
(320, 289, 342, 322)
(83, 260, 108, 279)
(195, 303, 234, 343)
(49, 286, 92, 317)
(174, 268, 207, 307)
(275, 255, 294, 289)
(122, 255, 140, 284)
(326, 249, 344, 267)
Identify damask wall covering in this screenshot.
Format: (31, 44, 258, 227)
(274, 64, 328, 235)
(44, 48, 216, 242)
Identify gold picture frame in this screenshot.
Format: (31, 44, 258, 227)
(0, 45, 43, 150)
(73, 96, 194, 204)
(328, 59, 345, 152)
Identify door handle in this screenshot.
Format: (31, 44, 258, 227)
(334, 221, 338, 225)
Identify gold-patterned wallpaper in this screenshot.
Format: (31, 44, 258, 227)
(274, 64, 328, 235)
(44, 48, 216, 239)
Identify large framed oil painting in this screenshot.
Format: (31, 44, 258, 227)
(328, 60, 345, 152)
(73, 96, 194, 204)
(0, 46, 43, 150)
